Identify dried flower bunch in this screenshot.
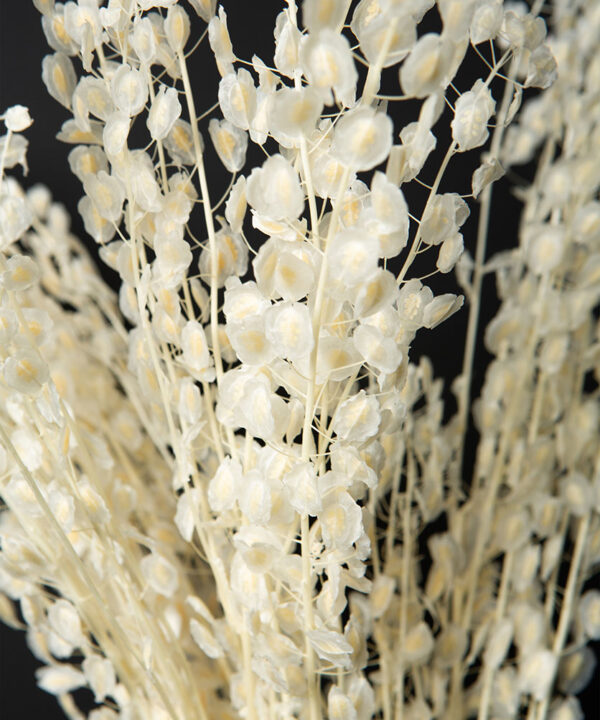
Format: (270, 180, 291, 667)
(1, 0, 599, 719)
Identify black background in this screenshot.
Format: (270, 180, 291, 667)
(0, 1, 598, 718)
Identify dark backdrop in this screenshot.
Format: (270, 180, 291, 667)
(0, 1, 598, 718)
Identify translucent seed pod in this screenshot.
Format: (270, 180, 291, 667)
(110, 64, 148, 117)
(147, 86, 182, 141)
(41, 52, 77, 108)
(68, 145, 109, 182)
(130, 16, 157, 66)
(331, 107, 393, 171)
(300, 29, 357, 107)
(399, 34, 453, 99)
(3, 348, 49, 395)
(165, 5, 190, 54)
(208, 118, 248, 172)
(188, 0, 217, 23)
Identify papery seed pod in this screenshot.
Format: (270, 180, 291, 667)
(165, 5, 190, 53)
(41, 52, 77, 108)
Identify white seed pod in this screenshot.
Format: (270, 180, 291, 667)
(199, 226, 248, 287)
(399, 34, 452, 98)
(111, 64, 148, 117)
(207, 7, 234, 76)
(333, 389, 380, 442)
(518, 649, 558, 701)
(225, 175, 246, 233)
(0, 195, 32, 249)
(140, 552, 179, 598)
(402, 622, 434, 666)
(438, 0, 477, 40)
(573, 201, 600, 245)
(283, 461, 321, 516)
(331, 107, 393, 171)
(68, 145, 108, 182)
(422, 293, 464, 329)
(82, 656, 116, 704)
(147, 85, 182, 141)
(491, 667, 520, 718)
(268, 86, 324, 145)
(165, 5, 190, 53)
(513, 603, 546, 653)
(0, 133, 29, 174)
(470, 0, 503, 44)
(218, 69, 257, 131)
(328, 228, 380, 287)
(579, 591, 600, 640)
(548, 697, 584, 720)
(78, 479, 110, 523)
(4, 105, 33, 133)
(154, 237, 192, 289)
(181, 320, 211, 374)
(525, 225, 565, 275)
(188, 0, 217, 23)
(73, 77, 113, 131)
(308, 628, 353, 669)
(175, 489, 200, 542)
(239, 381, 289, 441)
(21, 308, 52, 346)
(452, 80, 496, 152)
(484, 618, 513, 668)
(561, 472, 592, 517)
(369, 575, 395, 619)
(265, 301, 314, 361)
(208, 457, 242, 513)
(320, 490, 363, 549)
(351, 1, 418, 68)
(328, 686, 358, 720)
(78, 196, 115, 243)
(2, 255, 40, 291)
(83, 170, 125, 223)
(128, 155, 163, 212)
(273, 10, 302, 79)
(11, 428, 43, 472)
(208, 118, 248, 172)
(47, 487, 75, 533)
(353, 323, 402, 375)
(314, 335, 361, 382)
(36, 665, 86, 696)
(227, 316, 276, 366)
(558, 647, 597, 696)
(437, 233, 464, 273)
(165, 120, 199, 165)
(300, 29, 357, 107)
(0, 307, 17, 345)
(246, 154, 304, 222)
(223, 278, 270, 326)
(130, 16, 157, 66)
(26, 184, 52, 219)
(511, 544, 540, 593)
(177, 377, 203, 426)
(420, 193, 469, 246)
(302, 0, 350, 32)
(3, 348, 49, 394)
(238, 472, 272, 525)
(47, 599, 85, 648)
(354, 267, 398, 318)
(41, 53, 77, 108)
(190, 618, 223, 659)
(103, 111, 130, 156)
(472, 157, 505, 198)
(435, 624, 468, 668)
(371, 171, 409, 233)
